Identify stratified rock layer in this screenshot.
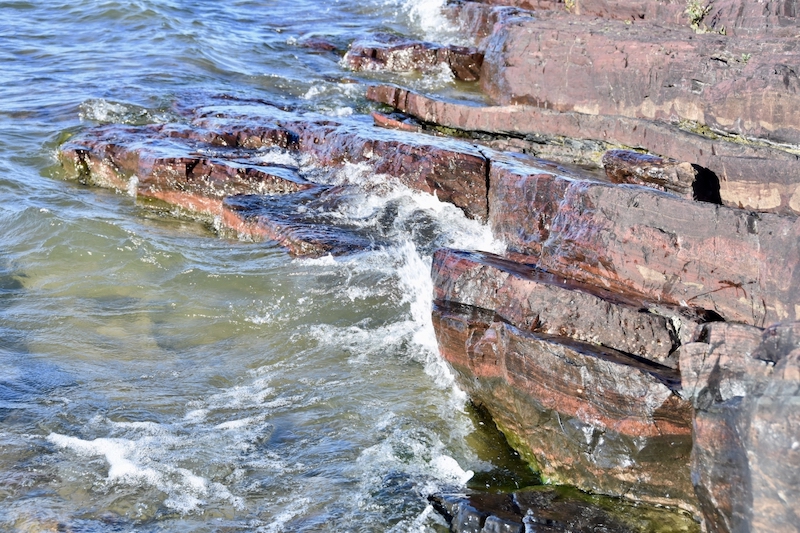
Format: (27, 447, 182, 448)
(433, 300, 697, 511)
(368, 85, 800, 216)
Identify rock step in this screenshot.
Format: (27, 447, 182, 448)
(343, 34, 483, 81)
(432, 299, 697, 511)
(479, 13, 800, 145)
(675, 322, 800, 533)
(367, 85, 800, 216)
(489, 157, 800, 327)
(602, 149, 700, 201)
(432, 248, 712, 366)
(194, 106, 491, 221)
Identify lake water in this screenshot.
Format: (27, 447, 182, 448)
(0, 1, 533, 531)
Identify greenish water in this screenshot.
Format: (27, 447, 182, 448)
(0, 1, 525, 531)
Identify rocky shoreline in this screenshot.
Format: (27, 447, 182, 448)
(58, 1, 799, 531)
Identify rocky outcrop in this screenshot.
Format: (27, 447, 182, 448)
(343, 34, 483, 81)
(601, 150, 698, 200)
(368, 85, 800, 216)
(57, 0, 800, 530)
(678, 323, 800, 533)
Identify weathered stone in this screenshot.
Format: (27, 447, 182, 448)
(431, 486, 700, 533)
(344, 34, 483, 81)
(59, 123, 315, 221)
(677, 322, 769, 406)
(602, 150, 698, 201)
(221, 190, 378, 257)
(443, 2, 533, 49)
(684, 322, 800, 533)
(371, 111, 421, 133)
(197, 106, 491, 220)
(480, 14, 800, 145)
(563, 0, 800, 37)
(488, 158, 800, 327)
(432, 301, 697, 511)
(367, 85, 800, 216)
(431, 248, 710, 365)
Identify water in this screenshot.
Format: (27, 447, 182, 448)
(0, 1, 524, 531)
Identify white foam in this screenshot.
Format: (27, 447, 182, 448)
(402, 0, 466, 45)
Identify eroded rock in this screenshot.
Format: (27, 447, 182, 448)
(489, 158, 800, 327)
(344, 34, 483, 81)
(367, 84, 800, 216)
(602, 150, 699, 201)
(679, 322, 800, 533)
(433, 300, 697, 512)
(480, 14, 800, 145)
(431, 248, 710, 366)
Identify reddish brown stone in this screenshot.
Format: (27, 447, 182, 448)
(489, 159, 800, 327)
(480, 15, 800, 145)
(344, 35, 483, 81)
(602, 149, 698, 200)
(221, 191, 377, 257)
(685, 322, 800, 533)
(566, 0, 800, 37)
(432, 248, 710, 365)
(432, 300, 697, 512)
(366, 85, 800, 216)
(198, 108, 491, 221)
(371, 112, 421, 133)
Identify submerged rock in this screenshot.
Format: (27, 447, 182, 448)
(431, 486, 700, 533)
(344, 34, 483, 81)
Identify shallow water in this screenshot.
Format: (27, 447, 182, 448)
(0, 0, 533, 531)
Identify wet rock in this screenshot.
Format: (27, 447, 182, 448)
(366, 85, 800, 216)
(480, 14, 800, 145)
(684, 322, 800, 533)
(60, 123, 315, 221)
(432, 300, 697, 511)
(197, 106, 490, 220)
(221, 190, 378, 257)
(602, 150, 697, 200)
(443, 1, 537, 45)
(431, 248, 709, 365)
(344, 34, 483, 81)
(488, 158, 800, 327)
(371, 111, 421, 133)
(430, 486, 700, 533)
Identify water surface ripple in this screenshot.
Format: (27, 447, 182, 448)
(0, 0, 513, 531)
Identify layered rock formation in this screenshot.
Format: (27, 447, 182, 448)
(57, 0, 800, 531)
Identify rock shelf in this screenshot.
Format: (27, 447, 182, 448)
(58, 0, 800, 531)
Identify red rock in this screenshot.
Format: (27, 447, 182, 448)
(366, 85, 800, 216)
(196, 106, 491, 220)
(685, 322, 800, 533)
(480, 14, 800, 145)
(489, 158, 800, 327)
(221, 190, 377, 257)
(602, 149, 699, 201)
(370, 111, 421, 133)
(432, 300, 697, 512)
(432, 248, 709, 365)
(566, 0, 800, 37)
(344, 34, 483, 81)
